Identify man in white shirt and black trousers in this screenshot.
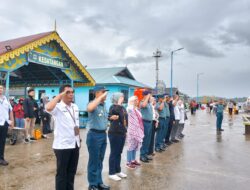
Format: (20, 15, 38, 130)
(0, 85, 14, 166)
(46, 84, 81, 190)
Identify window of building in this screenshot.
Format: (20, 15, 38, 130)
(121, 89, 128, 103)
(89, 89, 95, 102)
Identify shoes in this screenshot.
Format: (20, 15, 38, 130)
(98, 184, 110, 190)
(0, 159, 9, 166)
(109, 174, 121, 181)
(162, 144, 167, 148)
(29, 137, 37, 141)
(217, 129, 224, 131)
(160, 147, 166, 151)
(42, 135, 47, 139)
(116, 172, 127, 178)
(24, 138, 30, 143)
(166, 141, 173, 146)
(140, 157, 149, 163)
(126, 162, 137, 169)
(172, 139, 179, 143)
(131, 160, 141, 166)
(88, 186, 99, 190)
(155, 148, 162, 153)
(146, 155, 153, 160)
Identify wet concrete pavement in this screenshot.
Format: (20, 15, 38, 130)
(1, 110, 250, 190)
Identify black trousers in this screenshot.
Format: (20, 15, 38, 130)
(108, 134, 126, 175)
(149, 121, 157, 155)
(0, 122, 9, 160)
(165, 119, 173, 143)
(41, 113, 51, 134)
(54, 146, 79, 190)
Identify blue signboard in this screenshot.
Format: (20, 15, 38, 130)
(28, 51, 70, 69)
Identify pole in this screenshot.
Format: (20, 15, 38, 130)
(156, 56, 159, 93)
(196, 74, 199, 103)
(5, 71, 10, 98)
(169, 48, 184, 97)
(170, 51, 173, 97)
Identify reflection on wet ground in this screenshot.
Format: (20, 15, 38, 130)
(1, 111, 250, 190)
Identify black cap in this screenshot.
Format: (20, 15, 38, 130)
(93, 86, 109, 93)
(142, 90, 151, 96)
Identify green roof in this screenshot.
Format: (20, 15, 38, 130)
(87, 67, 150, 88)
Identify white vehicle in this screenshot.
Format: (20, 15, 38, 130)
(243, 96, 250, 113)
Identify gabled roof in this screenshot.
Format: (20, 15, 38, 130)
(87, 67, 151, 88)
(0, 31, 54, 55)
(0, 31, 95, 86)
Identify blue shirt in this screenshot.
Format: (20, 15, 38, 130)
(156, 102, 166, 118)
(140, 101, 153, 121)
(164, 102, 170, 118)
(156, 102, 170, 118)
(216, 104, 224, 114)
(87, 102, 108, 130)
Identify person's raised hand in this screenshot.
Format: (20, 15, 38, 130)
(101, 91, 108, 98)
(110, 115, 119, 120)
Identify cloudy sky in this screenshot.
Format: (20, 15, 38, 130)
(0, 0, 249, 98)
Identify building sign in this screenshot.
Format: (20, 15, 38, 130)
(28, 51, 70, 69)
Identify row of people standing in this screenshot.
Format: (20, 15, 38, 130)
(45, 85, 187, 190)
(85, 88, 187, 190)
(11, 89, 52, 143)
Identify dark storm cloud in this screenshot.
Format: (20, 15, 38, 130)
(220, 20, 250, 46)
(179, 38, 224, 58)
(0, 0, 249, 97)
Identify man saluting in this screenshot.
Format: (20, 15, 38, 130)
(46, 85, 81, 190)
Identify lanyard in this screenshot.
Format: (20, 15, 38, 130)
(0, 96, 5, 105)
(65, 106, 76, 126)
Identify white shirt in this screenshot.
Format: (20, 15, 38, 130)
(174, 104, 180, 121)
(151, 104, 159, 122)
(178, 102, 185, 124)
(228, 102, 234, 109)
(0, 95, 12, 126)
(48, 101, 80, 149)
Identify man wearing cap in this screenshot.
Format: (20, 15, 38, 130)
(155, 94, 170, 152)
(86, 86, 111, 190)
(165, 95, 176, 145)
(0, 85, 14, 166)
(170, 95, 180, 143)
(140, 90, 153, 163)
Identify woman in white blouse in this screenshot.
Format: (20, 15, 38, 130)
(176, 99, 186, 139)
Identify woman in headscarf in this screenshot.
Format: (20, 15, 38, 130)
(108, 92, 128, 181)
(126, 96, 144, 169)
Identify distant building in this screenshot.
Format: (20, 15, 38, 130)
(34, 66, 151, 110)
(86, 67, 151, 108)
(0, 31, 151, 110)
(155, 80, 166, 94)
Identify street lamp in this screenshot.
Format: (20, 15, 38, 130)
(170, 47, 184, 97)
(197, 72, 204, 103)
